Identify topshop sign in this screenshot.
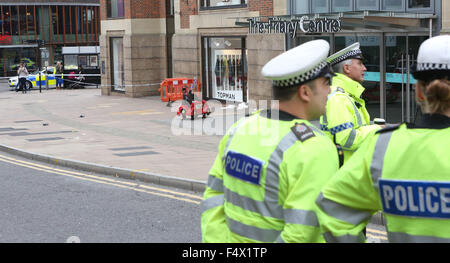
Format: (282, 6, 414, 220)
(248, 16, 342, 38)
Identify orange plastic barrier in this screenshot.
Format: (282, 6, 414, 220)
(158, 78, 201, 102)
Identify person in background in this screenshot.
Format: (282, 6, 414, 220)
(56, 61, 64, 89)
(315, 35, 450, 243)
(201, 40, 340, 243)
(320, 43, 383, 166)
(17, 62, 29, 94)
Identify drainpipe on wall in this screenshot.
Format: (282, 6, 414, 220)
(429, 18, 433, 38)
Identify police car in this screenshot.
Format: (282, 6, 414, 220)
(9, 67, 58, 90)
(10, 58, 36, 71)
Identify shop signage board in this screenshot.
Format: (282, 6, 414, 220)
(248, 16, 342, 38)
(0, 35, 12, 44)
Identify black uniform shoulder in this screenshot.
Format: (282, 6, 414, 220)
(375, 123, 402, 134)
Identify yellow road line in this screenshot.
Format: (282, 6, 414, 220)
(0, 155, 201, 205)
(366, 228, 387, 236)
(366, 233, 388, 241)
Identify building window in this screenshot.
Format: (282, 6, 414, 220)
(312, 0, 329, 13)
(293, 0, 309, 15)
(202, 37, 247, 102)
(356, 0, 379, 10)
(110, 37, 125, 92)
(332, 0, 352, 12)
(107, 0, 124, 18)
(382, 0, 404, 11)
(408, 0, 430, 9)
(200, 0, 247, 9)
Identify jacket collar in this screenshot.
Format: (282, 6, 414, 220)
(410, 114, 450, 129)
(332, 73, 365, 99)
(260, 109, 301, 121)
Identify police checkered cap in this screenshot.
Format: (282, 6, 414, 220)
(261, 39, 331, 88)
(327, 42, 363, 66)
(412, 35, 450, 81)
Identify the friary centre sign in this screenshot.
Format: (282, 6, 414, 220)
(248, 16, 342, 38)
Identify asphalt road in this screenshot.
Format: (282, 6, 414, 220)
(0, 152, 202, 243)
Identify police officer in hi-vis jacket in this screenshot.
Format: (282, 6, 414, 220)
(201, 40, 340, 243)
(316, 35, 450, 243)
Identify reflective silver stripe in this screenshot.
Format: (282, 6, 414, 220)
(275, 235, 285, 243)
(284, 209, 319, 227)
(264, 131, 298, 208)
(222, 117, 249, 162)
(227, 217, 281, 243)
(348, 97, 363, 127)
(323, 232, 365, 243)
(316, 193, 372, 225)
(388, 232, 450, 243)
(224, 130, 316, 226)
(225, 188, 282, 219)
(370, 131, 394, 189)
(322, 113, 328, 125)
(343, 128, 357, 149)
(201, 194, 224, 213)
(207, 175, 224, 192)
(309, 124, 325, 136)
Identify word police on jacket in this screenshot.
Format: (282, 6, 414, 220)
(379, 179, 450, 219)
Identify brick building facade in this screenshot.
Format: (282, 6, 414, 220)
(100, 0, 171, 97)
(100, 0, 446, 123)
(100, 0, 285, 100)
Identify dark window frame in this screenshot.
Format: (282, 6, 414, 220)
(201, 35, 247, 102)
(107, 0, 125, 19)
(200, 0, 247, 11)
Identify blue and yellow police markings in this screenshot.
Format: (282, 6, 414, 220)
(28, 68, 58, 89)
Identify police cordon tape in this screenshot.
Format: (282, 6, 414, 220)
(0, 74, 164, 88)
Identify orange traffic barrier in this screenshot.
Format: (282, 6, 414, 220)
(159, 78, 201, 102)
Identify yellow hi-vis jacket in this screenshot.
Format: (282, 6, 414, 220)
(201, 110, 339, 243)
(315, 114, 450, 242)
(320, 73, 381, 163)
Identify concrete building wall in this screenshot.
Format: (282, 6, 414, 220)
(442, 0, 450, 34)
(247, 34, 284, 102)
(100, 0, 168, 97)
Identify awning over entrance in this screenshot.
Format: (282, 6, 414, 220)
(234, 11, 436, 34)
(0, 44, 38, 49)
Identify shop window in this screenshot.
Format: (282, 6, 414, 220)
(356, 0, 379, 10)
(332, 0, 353, 12)
(10, 6, 18, 35)
(202, 37, 247, 102)
(200, 0, 247, 10)
(110, 37, 125, 92)
(107, 0, 124, 18)
(382, 0, 404, 11)
(312, 0, 329, 13)
(408, 0, 431, 9)
(293, 0, 309, 15)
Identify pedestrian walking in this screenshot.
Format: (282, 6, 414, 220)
(56, 61, 63, 89)
(17, 62, 29, 94)
(320, 43, 383, 165)
(201, 40, 340, 243)
(315, 35, 450, 243)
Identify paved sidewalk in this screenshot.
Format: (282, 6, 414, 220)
(1, 88, 250, 191)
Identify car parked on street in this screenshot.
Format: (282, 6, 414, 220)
(9, 67, 57, 91)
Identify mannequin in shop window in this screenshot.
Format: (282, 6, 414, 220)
(214, 55, 225, 87)
(229, 55, 235, 88)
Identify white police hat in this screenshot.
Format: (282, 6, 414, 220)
(327, 42, 364, 66)
(261, 39, 334, 88)
(412, 35, 450, 81)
